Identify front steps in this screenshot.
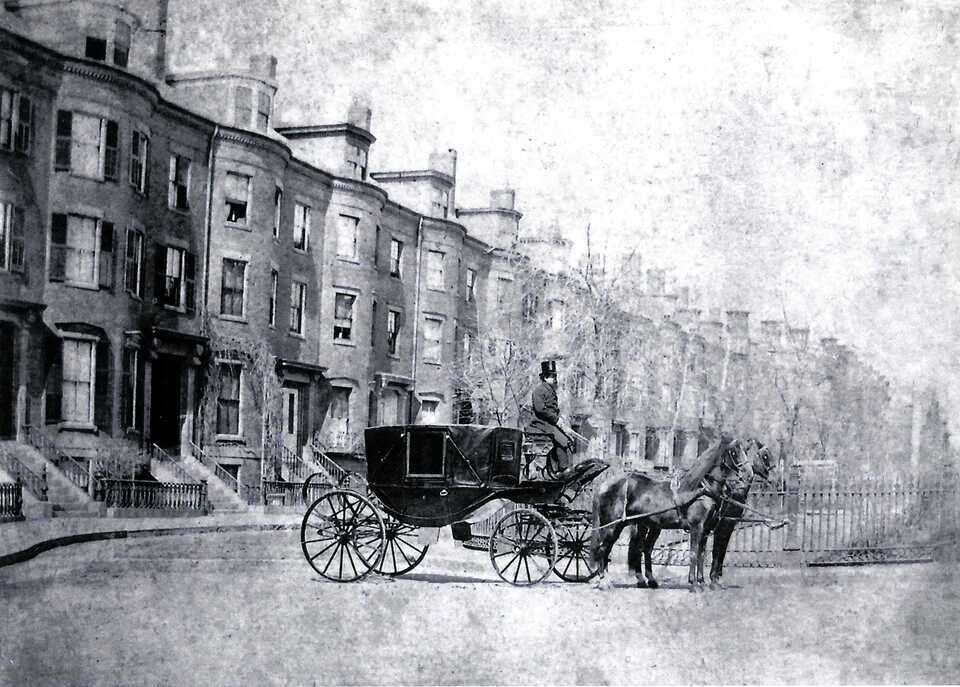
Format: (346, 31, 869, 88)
(0, 441, 99, 517)
(179, 455, 247, 513)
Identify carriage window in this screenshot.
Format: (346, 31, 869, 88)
(407, 431, 445, 477)
(498, 441, 516, 463)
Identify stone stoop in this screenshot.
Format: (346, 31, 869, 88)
(0, 460, 54, 519)
(179, 455, 247, 513)
(0, 441, 99, 517)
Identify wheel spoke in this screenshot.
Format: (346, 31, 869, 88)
(308, 538, 340, 563)
(321, 542, 342, 575)
(522, 555, 533, 583)
(343, 540, 362, 576)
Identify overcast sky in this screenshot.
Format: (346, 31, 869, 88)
(170, 0, 960, 428)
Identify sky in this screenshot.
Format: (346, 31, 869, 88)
(168, 0, 960, 431)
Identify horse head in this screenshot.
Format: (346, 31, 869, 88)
(744, 439, 774, 484)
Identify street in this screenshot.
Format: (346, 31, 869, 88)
(1, 530, 958, 685)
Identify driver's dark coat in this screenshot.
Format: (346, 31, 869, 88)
(525, 381, 569, 445)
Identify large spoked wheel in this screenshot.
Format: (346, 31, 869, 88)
(375, 517, 429, 576)
(553, 517, 599, 582)
(489, 509, 557, 586)
(301, 489, 385, 582)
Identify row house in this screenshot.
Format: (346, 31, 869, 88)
(0, 1, 527, 496)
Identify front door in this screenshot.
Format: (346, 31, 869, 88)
(0, 323, 15, 438)
(151, 354, 183, 450)
(282, 387, 300, 453)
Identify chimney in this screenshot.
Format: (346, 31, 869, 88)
(428, 149, 457, 179)
(726, 310, 750, 355)
(788, 327, 809, 349)
(155, 0, 171, 81)
(347, 96, 373, 131)
(490, 189, 515, 210)
(249, 53, 278, 79)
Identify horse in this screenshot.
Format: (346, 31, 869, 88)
(590, 435, 757, 591)
(704, 439, 775, 589)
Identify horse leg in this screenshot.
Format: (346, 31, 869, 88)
(642, 526, 660, 589)
(696, 524, 709, 587)
(688, 522, 704, 592)
(709, 520, 735, 589)
(628, 525, 648, 587)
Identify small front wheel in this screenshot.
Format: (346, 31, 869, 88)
(301, 489, 385, 582)
(553, 517, 599, 582)
(489, 508, 557, 586)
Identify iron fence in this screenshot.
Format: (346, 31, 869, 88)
(263, 479, 333, 507)
(0, 445, 47, 501)
(0, 481, 23, 520)
(101, 479, 208, 513)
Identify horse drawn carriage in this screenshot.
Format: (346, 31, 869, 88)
(299, 423, 609, 586)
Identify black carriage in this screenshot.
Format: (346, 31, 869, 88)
(300, 424, 609, 586)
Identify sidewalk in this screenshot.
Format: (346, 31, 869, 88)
(0, 512, 303, 567)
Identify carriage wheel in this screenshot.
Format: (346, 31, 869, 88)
(553, 517, 599, 582)
(489, 509, 557, 586)
(300, 489, 385, 582)
(375, 517, 429, 576)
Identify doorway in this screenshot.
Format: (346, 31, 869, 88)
(151, 354, 185, 450)
(0, 323, 14, 438)
(281, 386, 300, 453)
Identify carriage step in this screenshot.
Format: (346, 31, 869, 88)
(451, 521, 472, 542)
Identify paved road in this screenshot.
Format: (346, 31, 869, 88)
(1, 530, 958, 685)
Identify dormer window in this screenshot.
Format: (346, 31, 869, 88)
(256, 92, 271, 132)
(234, 86, 252, 128)
(114, 22, 131, 67)
(85, 36, 107, 62)
(346, 144, 367, 180)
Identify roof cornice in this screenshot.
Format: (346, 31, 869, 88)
(371, 169, 453, 187)
(277, 123, 376, 146)
(456, 206, 523, 221)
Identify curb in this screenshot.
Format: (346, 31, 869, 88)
(0, 523, 299, 570)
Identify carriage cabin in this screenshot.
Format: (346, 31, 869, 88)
(364, 424, 604, 527)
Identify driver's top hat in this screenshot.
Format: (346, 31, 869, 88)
(540, 360, 558, 377)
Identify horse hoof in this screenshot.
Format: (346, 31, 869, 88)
(594, 577, 613, 591)
(635, 580, 647, 589)
(709, 581, 724, 591)
(646, 579, 659, 590)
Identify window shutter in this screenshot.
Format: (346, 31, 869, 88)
(120, 348, 131, 428)
(11, 207, 24, 272)
(49, 213, 67, 281)
(55, 111, 71, 170)
(94, 338, 111, 432)
(143, 136, 150, 195)
(184, 251, 196, 315)
(104, 120, 119, 180)
(153, 245, 166, 305)
(98, 221, 114, 290)
(44, 335, 62, 423)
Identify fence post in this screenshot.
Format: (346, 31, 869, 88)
(87, 460, 96, 498)
(200, 479, 208, 515)
(14, 477, 23, 520)
(40, 463, 48, 502)
(784, 463, 802, 553)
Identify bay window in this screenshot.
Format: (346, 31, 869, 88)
(293, 203, 310, 251)
(219, 258, 247, 318)
(426, 250, 444, 290)
(333, 292, 355, 341)
(336, 215, 358, 259)
(224, 171, 250, 226)
(129, 129, 149, 193)
(54, 111, 119, 180)
(49, 213, 114, 289)
(168, 154, 190, 210)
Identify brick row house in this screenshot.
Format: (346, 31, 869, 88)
(0, 0, 525, 501)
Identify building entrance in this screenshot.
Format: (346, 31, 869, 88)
(151, 354, 185, 450)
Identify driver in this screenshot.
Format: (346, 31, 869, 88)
(525, 360, 575, 475)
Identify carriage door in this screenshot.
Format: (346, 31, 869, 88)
(282, 387, 300, 453)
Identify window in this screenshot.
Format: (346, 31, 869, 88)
(168, 155, 190, 210)
(346, 144, 367, 180)
(114, 22, 131, 67)
(423, 317, 442, 363)
(293, 203, 310, 251)
(54, 111, 119, 180)
(155, 245, 196, 312)
(124, 227, 143, 296)
(328, 387, 351, 446)
(220, 258, 246, 318)
(522, 293, 539, 321)
(129, 130, 149, 193)
(387, 309, 401, 356)
(224, 171, 250, 225)
(256, 91, 271, 132)
(0, 203, 24, 272)
(121, 347, 139, 429)
(462, 330, 473, 361)
(216, 361, 242, 436)
(273, 187, 282, 239)
(85, 36, 107, 61)
(49, 213, 113, 288)
(371, 299, 377, 346)
(336, 215, 358, 259)
(496, 277, 513, 306)
(426, 250, 444, 290)
(289, 280, 306, 334)
(334, 292, 355, 341)
(434, 190, 449, 218)
(234, 86, 252, 127)
(465, 268, 476, 302)
(547, 300, 565, 330)
(62, 337, 95, 423)
(0, 88, 32, 154)
(420, 400, 439, 424)
(390, 239, 403, 278)
(268, 269, 278, 327)
(373, 226, 380, 266)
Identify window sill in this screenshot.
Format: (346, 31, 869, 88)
(387, 353, 401, 360)
(219, 314, 248, 324)
(168, 205, 192, 216)
(293, 248, 309, 255)
(333, 339, 356, 348)
(130, 187, 148, 197)
(60, 280, 100, 291)
(427, 287, 445, 293)
(336, 257, 360, 265)
(215, 435, 245, 445)
(390, 274, 403, 281)
(423, 360, 442, 367)
(162, 304, 187, 314)
(288, 331, 306, 340)
(225, 222, 251, 232)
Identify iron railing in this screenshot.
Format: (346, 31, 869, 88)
(263, 478, 332, 507)
(145, 443, 198, 484)
(0, 481, 23, 520)
(22, 425, 91, 493)
(279, 444, 309, 481)
(189, 441, 240, 493)
(101, 478, 208, 512)
(308, 440, 356, 487)
(0, 444, 47, 501)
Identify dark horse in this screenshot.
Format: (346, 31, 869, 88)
(590, 436, 758, 591)
(704, 440, 775, 588)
